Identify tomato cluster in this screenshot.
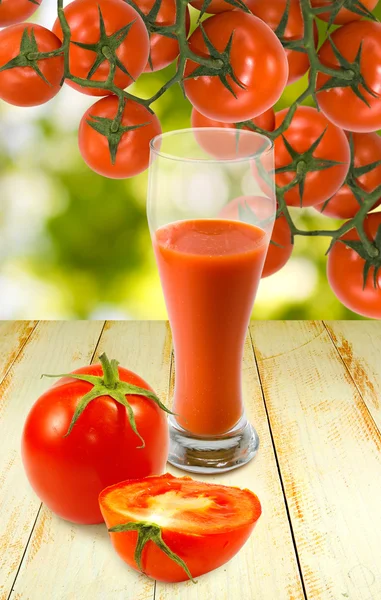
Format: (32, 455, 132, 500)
(1, 0, 381, 318)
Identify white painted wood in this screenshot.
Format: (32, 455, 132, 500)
(0, 321, 37, 383)
(325, 321, 381, 433)
(251, 321, 381, 600)
(156, 332, 305, 600)
(12, 321, 172, 600)
(0, 321, 104, 600)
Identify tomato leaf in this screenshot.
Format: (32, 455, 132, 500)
(109, 521, 197, 583)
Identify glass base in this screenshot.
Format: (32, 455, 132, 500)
(167, 413, 259, 474)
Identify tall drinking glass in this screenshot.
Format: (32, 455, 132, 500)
(147, 128, 275, 473)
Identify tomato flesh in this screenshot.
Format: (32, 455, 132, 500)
(100, 473, 262, 582)
(0, 0, 42, 27)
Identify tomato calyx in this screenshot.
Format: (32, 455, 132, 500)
(42, 352, 174, 446)
(318, 37, 379, 107)
(275, 128, 345, 205)
(71, 5, 137, 82)
(273, 0, 306, 55)
(184, 23, 244, 98)
(86, 97, 150, 164)
(340, 225, 381, 288)
(312, 0, 376, 25)
(0, 26, 59, 85)
(109, 520, 197, 583)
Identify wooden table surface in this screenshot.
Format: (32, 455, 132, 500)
(0, 321, 380, 600)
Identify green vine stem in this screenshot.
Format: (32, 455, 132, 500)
(27, 0, 381, 261)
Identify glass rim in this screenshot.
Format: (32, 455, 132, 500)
(149, 127, 274, 164)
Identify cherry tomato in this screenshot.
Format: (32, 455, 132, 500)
(190, 0, 236, 13)
(184, 12, 288, 123)
(131, 0, 190, 72)
(22, 355, 169, 524)
(327, 213, 381, 319)
(311, 0, 379, 24)
(317, 21, 381, 133)
(78, 95, 162, 179)
(315, 132, 381, 219)
(53, 0, 149, 96)
(247, 0, 318, 85)
(0, 24, 64, 107)
(262, 215, 293, 277)
(0, 0, 42, 27)
(191, 106, 275, 158)
(99, 473, 262, 582)
(274, 106, 350, 207)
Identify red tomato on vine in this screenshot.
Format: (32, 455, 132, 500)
(274, 106, 350, 207)
(0, 0, 42, 27)
(0, 24, 64, 107)
(131, 0, 190, 72)
(327, 213, 381, 319)
(317, 21, 381, 133)
(190, 0, 238, 13)
(315, 132, 381, 219)
(247, 0, 319, 85)
(262, 215, 293, 278)
(22, 354, 170, 524)
(311, 0, 378, 24)
(184, 12, 288, 123)
(78, 95, 162, 179)
(53, 0, 149, 96)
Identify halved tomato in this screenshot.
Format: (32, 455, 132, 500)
(99, 473, 262, 583)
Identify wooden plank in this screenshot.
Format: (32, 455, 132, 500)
(250, 321, 381, 600)
(12, 321, 172, 600)
(325, 321, 381, 433)
(0, 321, 105, 600)
(0, 321, 37, 383)
(156, 332, 305, 600)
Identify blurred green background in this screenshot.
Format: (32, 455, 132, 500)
(1, 1, 380, 319)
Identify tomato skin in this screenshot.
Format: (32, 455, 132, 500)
(311, 0, 379, 24)
(317, 21, 381, 133)
(262, 215, 293, 277)
(132, 0, 190, 72)
(184, 12, 288, 123)
(191, 106, 275, 132)
(315, 132, 381, 219)
(0, 24, 64, 107)
(53, 0, 149, 96)
(190, 0, 235, 13)
(247, 0, 318, 85)
(327, 213, 381, 319)
(22, 364, 169, 524)
(78, 96, 162, 179)
(274, 106, 350, 207)
(99, 473, 262, 582)
(0, 0, 42, 26)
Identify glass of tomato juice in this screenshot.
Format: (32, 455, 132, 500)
(147, 128, 275, 473)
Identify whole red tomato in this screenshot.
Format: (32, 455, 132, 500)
(317, 21, 381, 133)
(22, 354, 170, 524)
(0, 24, 64, 107)
(311, 0, 378, 24)
(53, 0, 149, 96)
(0, 0, 42, 26)
(327, 213, 381, 318)
(100, 473, 262, 582)
(274, 106, 350, 207)
(184, 12, 288, 123)
(78, 95, 162, 179)
(131, 0, 190, 72)
(247, 0, 319, 85)
(191, 107, 275, 158)
(262, 215, 293, 277)
(315, 132, 381, 219)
